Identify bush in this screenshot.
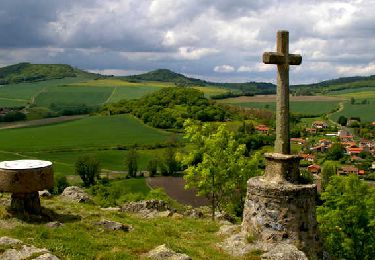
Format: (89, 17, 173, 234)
(49, 174, 69, 195)
(147, 159, 158, 177)
(125, 146, 138, 178)
(75, 155, 101, 187)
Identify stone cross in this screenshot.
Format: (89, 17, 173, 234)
(263, 30, 302, 154)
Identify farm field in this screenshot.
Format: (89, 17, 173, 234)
(224, 101, 340, 115)
(0, 115, 172, 175)
(330, 100, 375, 122)
(0, 114, 170, 152)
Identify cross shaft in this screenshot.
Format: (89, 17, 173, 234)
(263, 31, 302, 154)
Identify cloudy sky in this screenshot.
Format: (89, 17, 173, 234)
(0, 0, 374, 84)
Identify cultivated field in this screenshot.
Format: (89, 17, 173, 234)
(220, 95, 342, 115)
(0, 115, 171, 175)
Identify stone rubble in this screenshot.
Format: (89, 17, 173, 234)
(61, 186, 92, 203)
(95, 219, 132, 231)
(145, 244, 191, 260)
(0, 236, 60, 260)
(45, 221, 64, 229)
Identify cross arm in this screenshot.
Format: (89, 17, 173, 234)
(263, 52, 302, 65)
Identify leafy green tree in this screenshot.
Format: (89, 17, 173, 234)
(180, 119, 262, 219)
(125, 146, 138, 178)
(317, 175, 375, 259)
(147, 158, 158, 177)
(338, 115, 348, 126)
(75, 155, 101, 187)
(350, 97, 356, 104)
(326, 143, 345, 161)
(321, 161, 338, 191)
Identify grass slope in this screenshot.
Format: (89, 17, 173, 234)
(0, 115, 170, 152)
(0, 194, 242, 259)
(225, 101, 340, 115)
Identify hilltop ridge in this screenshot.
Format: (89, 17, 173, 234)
(0, 63, 96, 85)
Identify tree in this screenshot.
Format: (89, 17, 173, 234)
(321, 161, 338, 191)
(75, 155, 101, 187)
(317, 175, 375, 259)
(350, 97, 356, 104)
(147, 158, 158, 177)
(326, 143, 345, 161)
(180, 119, 262, 219)
(125, 146, 138, 178)
(338, 115, 348, 126)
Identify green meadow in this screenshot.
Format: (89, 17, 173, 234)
(230, 101, 340, 115)
(0, 115, 171, 175)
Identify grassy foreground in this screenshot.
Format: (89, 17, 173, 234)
(0, 195, 244, 259)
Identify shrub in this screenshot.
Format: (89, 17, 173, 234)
(75, 155, 101, 187)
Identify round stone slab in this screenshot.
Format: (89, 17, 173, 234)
(0, 160, 54, 193)
(0, 160, 52, 170)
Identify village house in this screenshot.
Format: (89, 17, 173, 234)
(305, 127, 317, 134)
(310, 144, 326, 153)
(307, 164, 321, 174)
(337, 165, 359, 175)
(291, 138, 305, 145)
(319, 138, 332, 147)
(340, 135, 354, 142)
(300, 153, 316, 162)
(346, 147, 364, 155)
(255, 124, 270, 134)
(312, 121, 328, 129)
(359, 139, 374, 149)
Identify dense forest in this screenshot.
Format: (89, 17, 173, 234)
(102, 87, 231, 129)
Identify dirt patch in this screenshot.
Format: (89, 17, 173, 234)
(0, 115, 88, 130)
(220, 95, 343, 103)
(147, 176, 209, 207)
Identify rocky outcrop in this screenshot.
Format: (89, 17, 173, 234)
(261, 243, 308, 260)
(0, 236, 59, 260)
(121, 200, 170, 213)
(95, 220, 132, 231)
(145, 244, 191, 260)
(61, 186, 92, 203)
(121, 200, 175, 218)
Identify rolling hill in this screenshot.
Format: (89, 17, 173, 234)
(0, 62, 98, 84)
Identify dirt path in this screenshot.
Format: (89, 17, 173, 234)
(147, 176, 210, 207)
(0, 115, 88, 130)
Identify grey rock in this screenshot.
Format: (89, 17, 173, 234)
(145, 244, 191, 260)
(34, 253, 60, 260)
(2, 245, 49, 260)
(100, 207, 121, 212)
(261, 243, 308, 260)
(217, 224, 240, 237)
(39, 190, 52, 198)
(121, 200, 170, 213)
(45, 221, 63, 228)
(61, 186, 92, 203)
(95, 220, 132, 231)
(0, 236, 59, 260)
(0, 236, 22, 245)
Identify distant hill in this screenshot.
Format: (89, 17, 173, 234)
(0, 63, 95, 85)
(291, 75, 375, 95)
(125, 69, 276, 94)
(124, 69, 209, 87)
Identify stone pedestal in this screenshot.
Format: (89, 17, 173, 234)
(0, 160, 53, 215)
(11, 192, 41, 214)
(242, 153, 321, 259)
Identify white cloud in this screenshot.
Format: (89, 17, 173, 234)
(214, 64, 235, 73)
(178, 47, 219, 60)
(2, 0, 375, 83)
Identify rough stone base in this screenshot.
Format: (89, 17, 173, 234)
(242, 176, 320, 259)
(10, 192, 41, 214)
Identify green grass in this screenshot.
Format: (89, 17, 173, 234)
(330, 99, 375, 122)
(0, 115, 170, 153)
(14, 149, 166, 176)
(232, 101, 339, 115)
(0, 195, 237, 259)
(35, 86, 113, 107)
